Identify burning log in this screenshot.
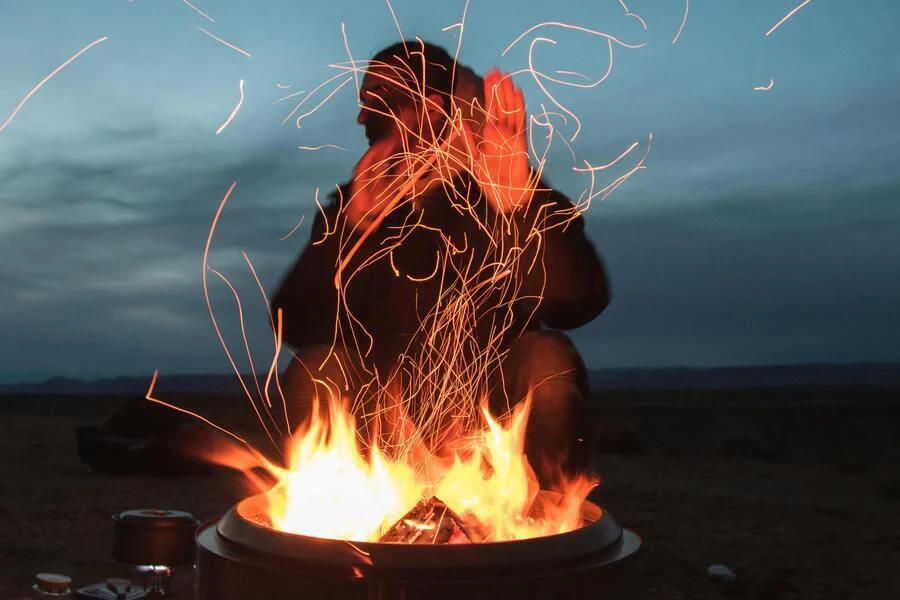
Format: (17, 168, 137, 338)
(379, 497, 484, 544)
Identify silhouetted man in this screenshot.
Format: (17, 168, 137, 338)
(272, 41, 610, 486)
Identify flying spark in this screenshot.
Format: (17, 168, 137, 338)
(216, 79, 245, 135)
(298, 144, 348, 151)
(194, 25, 252, 58)
(766, 0, 814, 36)
(280, 215, 306, 241)
(181, 0, 215, 23)
(618, 0, 647, 30)
(503, 22, 644, 141)
(672, 0, 689, 44)
(0, 36, 108, 133)
(146, 370, 248, 446)
(384, 0, 406, 54)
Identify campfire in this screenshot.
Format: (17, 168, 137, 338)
(189, 389, 640, 598)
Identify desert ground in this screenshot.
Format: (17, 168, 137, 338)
(0, 389, 898, 599)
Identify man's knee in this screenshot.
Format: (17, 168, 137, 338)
(282, 344, 351, 430)
(505, 330, 588, 396)
(284, 343, 347, 386)
(501, 331, 592, 484)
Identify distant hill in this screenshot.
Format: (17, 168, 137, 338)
(1, 363, 900, 396)
(0, 374, 257, 397)
(588, 363, 900, 390)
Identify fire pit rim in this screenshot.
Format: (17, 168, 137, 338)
(213, 491, 625, 574)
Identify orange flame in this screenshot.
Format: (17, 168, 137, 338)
(249, 395, 595, 543)
(267, 398, 423, 541)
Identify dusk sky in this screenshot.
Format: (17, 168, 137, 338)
(1, 1, 898, 383)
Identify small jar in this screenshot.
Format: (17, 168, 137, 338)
(32, 573, 72, 598)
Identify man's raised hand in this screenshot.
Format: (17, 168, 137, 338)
(464, 68, 534, 213)
(346, 136, 403, 229)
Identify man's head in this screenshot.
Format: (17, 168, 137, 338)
(357, 41, 457, 147)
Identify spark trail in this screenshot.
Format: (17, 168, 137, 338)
(767, 0, 814, 37)
(618, 0, 647, 30)
(298, 144, 347, 151)
(181, 0, 215, 23)
(0, 36, 108, 133)
(194, 25, 252, 58)
(216, 79, 245, 134)
(672, 0, 689, 44)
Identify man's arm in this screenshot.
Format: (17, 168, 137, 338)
(533, 188, 611, 330)
(466, 69, 610, 329)
(273, 136, 406, 351)
(271, 204, 341, 350)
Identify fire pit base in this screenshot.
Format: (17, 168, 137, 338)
(195, 493, 641, 599)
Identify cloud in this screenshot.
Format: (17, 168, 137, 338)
(554, 75, 900, 213)
(573, 181, 900, 367)
(0, 122, 356, 382)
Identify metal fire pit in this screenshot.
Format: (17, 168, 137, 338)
(196, 492, 641, 599)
